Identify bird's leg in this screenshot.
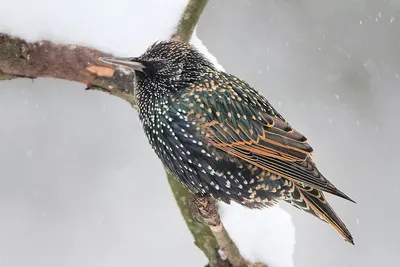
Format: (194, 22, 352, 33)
(189, 194, 220, 227)
(189, 194, 249, 267)
(188, 193, 205, 224)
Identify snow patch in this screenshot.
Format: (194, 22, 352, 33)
(219, 202, 295, 267)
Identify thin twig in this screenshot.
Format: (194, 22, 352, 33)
(189, 195, 247, 267)
(172, 0, 209, 42)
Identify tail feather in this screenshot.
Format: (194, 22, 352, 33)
(285, 183, 354, 244)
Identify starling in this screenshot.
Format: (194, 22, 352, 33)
(100, 41, 355, 244)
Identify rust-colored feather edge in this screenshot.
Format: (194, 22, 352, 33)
(297, 186, 355, 245)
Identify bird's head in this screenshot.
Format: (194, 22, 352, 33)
(100, 41, 215, 100)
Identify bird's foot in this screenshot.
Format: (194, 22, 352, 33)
(189, 194, 220, 228)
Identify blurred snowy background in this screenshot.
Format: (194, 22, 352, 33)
(0, 0, 399, 267)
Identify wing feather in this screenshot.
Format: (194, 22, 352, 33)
(177, 71, 354, 202)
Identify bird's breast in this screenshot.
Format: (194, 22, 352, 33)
(139, 106, 288, 207)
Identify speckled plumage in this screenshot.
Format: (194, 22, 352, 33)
(101, 41, 355, 244)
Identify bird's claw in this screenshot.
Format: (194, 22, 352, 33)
(189, 194, 220, 227)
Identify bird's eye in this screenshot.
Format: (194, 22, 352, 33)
(135, 71, 148, 80)
(134, 61, 158, 78)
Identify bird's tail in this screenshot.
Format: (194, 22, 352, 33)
(285, 183, 354, 244)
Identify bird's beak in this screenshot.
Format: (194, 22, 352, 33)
(99, 57, 146, 72)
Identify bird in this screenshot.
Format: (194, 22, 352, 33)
(100, 40, 355, 244)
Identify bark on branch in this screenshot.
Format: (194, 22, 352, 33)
(0, 34, 137, 105)
(0, 0, 267, 266)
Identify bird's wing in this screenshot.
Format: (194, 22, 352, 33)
(175, 71, 353, 201)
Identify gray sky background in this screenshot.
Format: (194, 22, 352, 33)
(0, 0, 399, 267)
(199, 1, 400, 266)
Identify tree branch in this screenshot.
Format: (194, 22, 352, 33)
(167, 173, 221, 267)
(172, 0, 208, 42)
(0, 34, 138, 106)
(0, 0, 267, 266)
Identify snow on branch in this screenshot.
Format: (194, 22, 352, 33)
(0, 0, 267, 266)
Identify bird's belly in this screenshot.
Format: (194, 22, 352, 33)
(158, 142, 290, 207)
(143, 118, 289, 207)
